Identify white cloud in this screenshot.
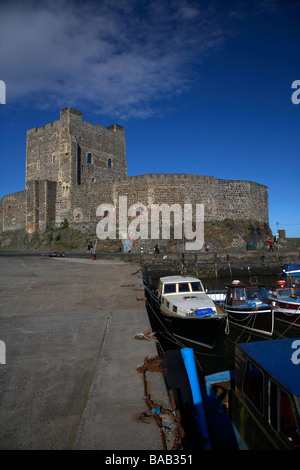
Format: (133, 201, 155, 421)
(0, 0, 288, 119)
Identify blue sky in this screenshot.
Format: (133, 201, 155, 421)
(0, 0, 299, 237)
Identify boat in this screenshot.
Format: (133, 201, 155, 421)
(208, 279, 274, 337)
(282, 263, 300, 278)
(268, 277, 300, 328)
(142, 268, 227, 350)
(205, 338, 300, 450)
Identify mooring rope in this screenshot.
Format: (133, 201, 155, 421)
(137, 356, 182, 450)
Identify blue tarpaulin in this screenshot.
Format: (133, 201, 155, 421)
(195, 308, 213, 317)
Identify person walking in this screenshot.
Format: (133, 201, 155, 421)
(154, 244, 160, 254)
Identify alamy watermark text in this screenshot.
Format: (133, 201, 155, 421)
(96, 196, 204, 251)
(0, 80, 6, 104)
(291, 340, 300, 365)
(291, 80, 300, 105)
(0, 340, 6, 364)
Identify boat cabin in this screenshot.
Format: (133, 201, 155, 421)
(281, 265, 300, 290)
(225, 280, 269, 308)
(158, 276, 205, 296)
(157, 276, 219, 318)
(232, 339, 300, 449)
(269, 280, 300, 301)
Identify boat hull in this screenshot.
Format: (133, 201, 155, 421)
(224, 305, 274, 337)
(269, 295, 300, 328)
(151, 303, 226, 350)
(274, 304, 300, 327)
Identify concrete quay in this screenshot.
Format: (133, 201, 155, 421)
(0, 254, 172, 450)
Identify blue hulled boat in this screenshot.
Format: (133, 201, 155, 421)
(205, 338, 300, 450)
(268, 265, 300, 328)
(208, 279, 274, 337)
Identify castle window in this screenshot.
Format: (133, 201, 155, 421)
(62, 185, 69, 196)
(108, 158, 112, 169)
(87, 153, 92, 164)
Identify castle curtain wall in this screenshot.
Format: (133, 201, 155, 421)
(69, 174, 269, 227)
(1, 191, 26, 232)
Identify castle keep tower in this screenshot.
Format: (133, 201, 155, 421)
(25, 107, 127, 232)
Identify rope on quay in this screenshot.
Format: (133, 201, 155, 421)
(137, 356, 183, 450)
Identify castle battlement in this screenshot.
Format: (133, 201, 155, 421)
(27, 108, 124, 137)
(27, 119, 61, 135)
(60, 106, 82, 120)
(126, 173, 215, 182)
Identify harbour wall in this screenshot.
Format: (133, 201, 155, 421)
(72, 250, 300, 279)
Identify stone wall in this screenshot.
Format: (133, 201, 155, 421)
(68, 173, 269, 228)
(102, 250, 300, 279)
(1, 191, 26, 232)
(26, 107, 127, 185)
(26, 116, 69, 184)
(26, 181, 57, 233)
(69, 119, 127, 185)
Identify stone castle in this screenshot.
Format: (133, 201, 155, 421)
(0, 107, 269, 238)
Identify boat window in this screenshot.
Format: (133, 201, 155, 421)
(178, 283, 190, 293)
(278, 289, 292, 297)
(279, 390, 300, 446)
(173, 306, 177, 313)
(227, 287, 234, 305)
(269, 380, 278, 430)
(246, 289, 259, 300)
(164, 284, 177, 294)
(191, 282, 203, 292)
(234, 288, 246, 301)
(258, 287, 268, 300)
(293, 288, 300, 296)
(243, 361, 264, 414)
(293, 278, 300, 287)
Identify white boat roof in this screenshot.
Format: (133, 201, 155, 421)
(160, 275, 201, 284)
(170, 293, 215, 310)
